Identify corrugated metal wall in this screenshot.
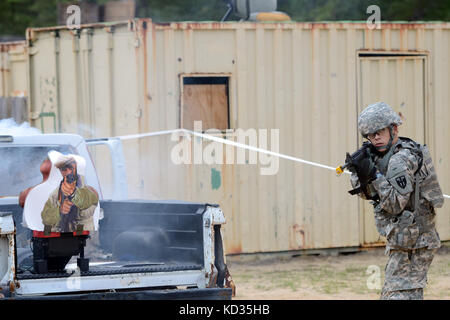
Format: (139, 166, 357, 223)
(26, 20, 450, 254)
(0, 41, 28, 123)
(0, 41, 27, 98)
(0, 97, 27, 123)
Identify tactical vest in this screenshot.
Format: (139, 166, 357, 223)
(373, 137, 443, 209)
(417, 144, 444, 209)
(373, 137, 443, 250)
(395, 137, 444, 210)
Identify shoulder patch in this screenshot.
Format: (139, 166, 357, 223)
(387, 170, 413, 195)
(395, 175, 407, 188)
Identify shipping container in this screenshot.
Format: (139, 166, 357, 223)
(0, 41, 28, 123)
(0, 41, 27, 98)
(23, 20, 450, 254)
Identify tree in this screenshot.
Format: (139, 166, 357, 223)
(277, 0, 450, 21)
(1, 0, 449, 38)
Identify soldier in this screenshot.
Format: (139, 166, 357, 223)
(349, 102, 444, 300)
(41, 154, 99, 233)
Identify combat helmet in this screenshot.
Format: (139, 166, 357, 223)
(358, 102, 402, 151)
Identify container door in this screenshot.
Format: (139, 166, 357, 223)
(357, 54, 427, 246)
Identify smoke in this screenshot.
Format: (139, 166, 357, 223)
(0, 118, 41, 136)
(98, 200, 205, 265)
(0, 119, 44, 197)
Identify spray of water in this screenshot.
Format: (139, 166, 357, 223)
(0, 118, 41, 135)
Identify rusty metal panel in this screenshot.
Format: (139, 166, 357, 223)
(0, 97, 27, 123)
(429, 28, 450, 242)
(25, 21, 450, 254)
(358, 54, 427, 245)
(146, 23, 365, 253)
(146, 21, 450, 252)
(0, 41, 27, 98)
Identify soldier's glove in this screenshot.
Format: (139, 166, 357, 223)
(351, 148, 377, 185)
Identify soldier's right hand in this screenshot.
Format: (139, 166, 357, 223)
(61, 199, 73, 214)
(352, 149, 377, 184)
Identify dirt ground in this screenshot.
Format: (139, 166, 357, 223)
(226, 243, 450, 300)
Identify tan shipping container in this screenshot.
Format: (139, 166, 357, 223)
(25, 20, 450, 255)
(0, 41, 27, 98)
(0, 41, 28, 123)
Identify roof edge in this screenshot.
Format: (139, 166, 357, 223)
(24, 18, 450, 33)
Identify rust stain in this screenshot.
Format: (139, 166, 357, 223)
(361, 241, 386, 248)
(22, 18, 450, 39)
(142, 20, 149, 114)
(134, 19, 152, 189)
(290, 223, 307, 250)
(227, 245, 242, 255)
(8, 281, 15, 293)
(135, 19, 150, 134)
(151, 20, 157, 124)
(225, 268, 236, 297)
(134, 25, 140, 133)
(207, 263, 217, 288)
(0, 41, 26, 53)
(151, 20, 450, 32)
(399, 28, 406, 51)
(27, 20, 133, 34)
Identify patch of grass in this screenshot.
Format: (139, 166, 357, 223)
(229, 250, 450, 299)
(321, 282, 339, 294)
(254, 283, 273, 291)
(281, 280, 298, 291)
(353, 284, 370, 295)
(233, 273, 254, 281)
(344, 266, 366, 274)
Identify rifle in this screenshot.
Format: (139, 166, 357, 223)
(336, 141, 378, 199)
(58, 164, 78, 232)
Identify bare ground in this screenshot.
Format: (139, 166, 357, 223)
(226, 243, 450, 300)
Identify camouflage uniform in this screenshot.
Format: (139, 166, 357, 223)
(41, 175, 98, 232)
(351, 102, 443, 300)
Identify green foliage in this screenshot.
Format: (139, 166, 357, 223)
(135, 0, 226, 22)
(0, 0, 67, 37)
(1, 0, 449, 37)
(278, 0, 450, 21)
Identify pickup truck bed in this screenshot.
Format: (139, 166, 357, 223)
(0, 134, 233, 299)
(12, 287, 232, 300)
(1, 199, 232, 299)
(17, 262, 202, 280)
